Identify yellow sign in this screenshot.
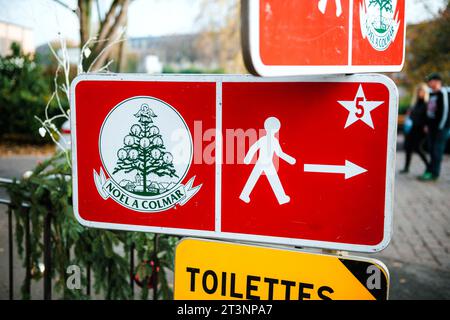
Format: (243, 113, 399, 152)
(174, 239, 389, 300)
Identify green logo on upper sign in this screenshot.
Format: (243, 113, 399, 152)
(359, 0, 400, 51)
(94, 96, 201, 213)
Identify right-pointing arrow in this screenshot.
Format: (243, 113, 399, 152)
(304, 160, 367, 180)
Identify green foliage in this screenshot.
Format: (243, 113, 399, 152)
(404, 3, 450, 87)
(3, 151, 177, 300)
(368, 0, 393, 12)
(368, 0, 393, 31)
(0, 43, 60, 143)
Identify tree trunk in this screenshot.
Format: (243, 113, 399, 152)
(78, 0, 93, 48)
(54, 0, 129, 71)
(379, 8, 383, 30)
(77, 0, 130, 72)
(116, 39, 126, 72)
(116, 10, 128, 72)
(90, 0, 129, 71)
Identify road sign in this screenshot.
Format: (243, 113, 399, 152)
(71, 73, 397, 252)
(241, 0, 406, 76)
(174, 239, 389, 300)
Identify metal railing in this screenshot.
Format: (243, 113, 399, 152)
(0, 177, 151, 300)
(0, 177, 34, 300)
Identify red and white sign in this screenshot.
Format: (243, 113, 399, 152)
(242, 0, 406, 76)
(71, 74, 397, 252)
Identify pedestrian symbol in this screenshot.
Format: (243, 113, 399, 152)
(239, 117, 296, 205)
(72, 73, 396, 252)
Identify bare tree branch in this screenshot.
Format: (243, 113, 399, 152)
(98, 0, 123, 41)
(89, 1, 129, 71)
(79, 0, 94, 46)
(96, 0, 103, 22)
(51, 0, 78, 14)
(78, 0, 129, 71)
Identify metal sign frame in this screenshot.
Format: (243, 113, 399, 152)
(71, 73, 397, 253)
(174, 238, 390, 300)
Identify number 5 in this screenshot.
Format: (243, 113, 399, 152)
(355, 97, 365, 118)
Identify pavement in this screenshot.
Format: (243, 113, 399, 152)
(372, 149, 450, 299)
(0, 144, 449, 300)
(0, 155, 47, 300)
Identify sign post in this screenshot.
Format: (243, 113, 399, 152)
(71, 73, 397, 253)
(241, 0, 406, 76)
(174, 238, 389, 300)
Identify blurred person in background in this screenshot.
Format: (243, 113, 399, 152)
(419, 73, 450, 181)
(401, 83, 430, 174)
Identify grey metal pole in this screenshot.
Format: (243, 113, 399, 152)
(8, 207, 13, 300)
(43, 212, 52, 300)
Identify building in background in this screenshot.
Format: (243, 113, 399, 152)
(0, 20, 34, 56)
(128, 34, 219, 72)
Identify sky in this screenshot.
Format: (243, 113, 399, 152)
(0, 0, 447, 46)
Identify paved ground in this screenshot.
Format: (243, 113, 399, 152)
(0, 144, 449, 299)
(0, 155, 47, 299)
(373, 151, 450, 299)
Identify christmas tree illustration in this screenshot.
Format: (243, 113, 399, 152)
(113, 103, 178, 196)
(369, 0, 393, 32)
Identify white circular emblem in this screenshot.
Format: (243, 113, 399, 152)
(95, 96, 199, 213)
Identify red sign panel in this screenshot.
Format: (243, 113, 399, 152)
(242, 0, 406, 76)
(71, 74, 397, 252)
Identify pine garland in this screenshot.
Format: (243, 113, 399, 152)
(4, 151, 177, 299)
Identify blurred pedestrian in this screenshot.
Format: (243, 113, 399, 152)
(401, 83, 429, 174)
(419, 73, 449, 181)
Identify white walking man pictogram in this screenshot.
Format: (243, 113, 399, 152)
(318, 0, 342, 17)
(239, 117, 296, 205)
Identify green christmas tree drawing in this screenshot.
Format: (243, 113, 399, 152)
(368, 0, 393, 32)
(113, 103, 178, 196)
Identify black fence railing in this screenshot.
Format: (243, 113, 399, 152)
(0, 177, 143, 300)
(0, 177, 33, 300)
